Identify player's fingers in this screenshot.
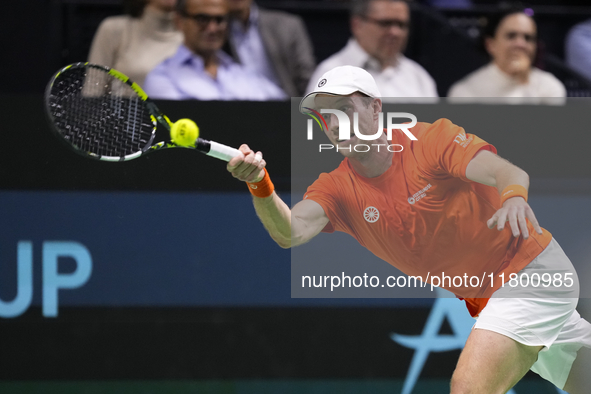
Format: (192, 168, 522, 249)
(245, 168, 265, 183)
(227, 151, 246, 172)
(234, 163, 256, 180)
(251, 152, 266, 171)
(517, 209, 529, 239)
(507, 208, 520, 237)
(234, 151, 259, 176)
(231, 160, 257, 180)
(234, 156, 262, 180)
(239, 144, 252, 155)
(487, 212, 499, 229)
(242, 159, 267, 181)
(526, 208, 543, 234)
(242, 150, 256, 165)
(247, 150, 265, 165)
(229, 149, 265, 181)
(496, 210, 508, 231)
(240, 155, 267, 182)
(242, 151, 260, 168)
(239, 165, 257, 181)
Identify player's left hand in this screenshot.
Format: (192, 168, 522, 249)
(487, 197, 543, 239)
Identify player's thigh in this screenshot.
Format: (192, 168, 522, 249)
(451, 328, 543, 394)
(563, 346, 591, 394)
(564, 298, 591, 393)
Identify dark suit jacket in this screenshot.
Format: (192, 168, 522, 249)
(225, 7, 316, 97)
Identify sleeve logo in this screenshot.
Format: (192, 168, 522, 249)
(453, 133, 473, 148)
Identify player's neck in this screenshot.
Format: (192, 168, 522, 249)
(349, 148, 393, 178)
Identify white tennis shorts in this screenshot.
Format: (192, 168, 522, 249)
(474, 238, 591, 389)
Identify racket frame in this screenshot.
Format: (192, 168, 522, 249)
(45, 62, 239, 162)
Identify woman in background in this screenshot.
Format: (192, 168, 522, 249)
(89, 0, 183, 87)
(448, 6, 565, 104)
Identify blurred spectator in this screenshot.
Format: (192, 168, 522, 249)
(143, 0, 286, 100)
(306, 0, 438, 99)
(566, 18, 591, 83)
(448, 7, 566, 104)
(88, 0, 183, 87)
(225, 0, 316, 96)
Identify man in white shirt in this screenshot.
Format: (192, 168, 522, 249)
(306, 0, 438, 100)
(448, 8, 565, 104)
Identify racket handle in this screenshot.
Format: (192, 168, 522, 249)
(196, 138, 241, 162)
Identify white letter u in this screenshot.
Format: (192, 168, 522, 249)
(354, 112, 383, 140)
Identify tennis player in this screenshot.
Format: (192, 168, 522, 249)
(227, 66, 591, 393)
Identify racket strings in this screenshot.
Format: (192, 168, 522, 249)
(47, 66, 155, 158)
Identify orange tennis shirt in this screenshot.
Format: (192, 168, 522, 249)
(304, 118, 552, 317)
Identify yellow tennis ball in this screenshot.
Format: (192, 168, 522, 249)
(171, 118, 199, 147)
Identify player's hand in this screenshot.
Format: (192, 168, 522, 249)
(227, 144, 266, 183)
(487, 197, 543, 239)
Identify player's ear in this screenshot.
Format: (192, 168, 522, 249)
(372, 98, 382, 118)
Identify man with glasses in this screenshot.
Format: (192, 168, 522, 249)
(306, 0, 438, 100)
(144, 0, 285, 100)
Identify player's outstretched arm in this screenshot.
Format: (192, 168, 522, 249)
(465, 150, 543, 239)
(227, 145, 329, 249)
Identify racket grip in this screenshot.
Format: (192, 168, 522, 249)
(198, 139, 241, 162)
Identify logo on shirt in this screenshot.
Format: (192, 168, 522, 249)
(453, 133, 473, 148)
(318, 78, 327, 87)
(408, 184, 432, 204)
(363, 206, 380, 223)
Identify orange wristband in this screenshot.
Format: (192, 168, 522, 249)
(247, 169, 274, 198)
(500, 184, 528, 205)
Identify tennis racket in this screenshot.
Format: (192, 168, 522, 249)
(44, 62, 241, 162)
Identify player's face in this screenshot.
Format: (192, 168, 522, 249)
(178, 0, 229, 56)
(352, 0, 410, 66)
(314, 93, 382, 158)
(486, 13, 537, 74)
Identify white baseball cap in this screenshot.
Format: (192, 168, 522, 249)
(299, 66, 382, 113)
